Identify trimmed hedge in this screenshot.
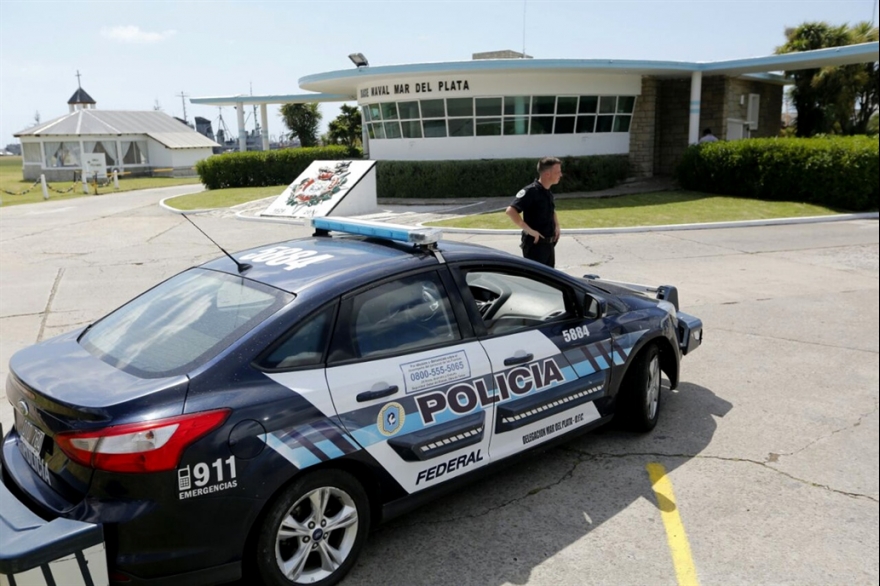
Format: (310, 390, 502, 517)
(196, 146, 359, 189)
(675, 136, 879, 212)
(375, 155, 631, 199)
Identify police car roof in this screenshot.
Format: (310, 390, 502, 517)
(199, 235, 512, 294)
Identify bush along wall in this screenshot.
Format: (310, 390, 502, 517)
(196, 146, 360, 189)
(675, 136, 879, 212)
(375, 155, 631, 199)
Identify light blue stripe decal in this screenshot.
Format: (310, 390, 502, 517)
(314, 438, 346, 460)
(264, 434, 322, 469)
(573, 361, 597, 376)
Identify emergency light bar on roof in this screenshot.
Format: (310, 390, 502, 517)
(310, 217, 442, 245)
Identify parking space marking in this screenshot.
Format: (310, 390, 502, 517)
(647, 462, 700, 586)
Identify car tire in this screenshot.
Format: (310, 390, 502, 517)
(618, 344, 662, 432)
(255, 469, 370, 586)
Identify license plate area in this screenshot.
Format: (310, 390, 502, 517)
(15, 410, 52, 484)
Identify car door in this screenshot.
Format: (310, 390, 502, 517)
(324, 269, 495, 494)
(449, 263, 616, 461)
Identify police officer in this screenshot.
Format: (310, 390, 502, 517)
(505, 157, 562, 268)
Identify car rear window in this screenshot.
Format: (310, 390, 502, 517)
(80, 269, 292, 378)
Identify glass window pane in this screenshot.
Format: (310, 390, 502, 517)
(446, 98, 473, 117)
(23, 142, 42, 163)
(362, 106, 372, 122)
(554, 116, 575, 134)
(557, 96, 577, 115)
(530, 116, 554, 135)
(368, 104, 382, 121)
(372, 122, 386, 139)
(576, 115, 596, 133)
(367, 124, 376, 139)
(596, 115, 614, 132)
(448, 118, 474, 137)
(617, 96, 636, 113)
(398, 101, 420, 120)
(384, 121, 402, 138)
(613, 115, 631, 132)
(475, 97, 502, 116)
(420, 99, 445, 118)
(475, 118, 501, 136)
(532, 96, 556, 115)
(578, 96, 598, 114)
(352, 273, 460, 358)
(504, 96, 531, 116)
(261, 306, 334, 370)
(503, 117, 529, 135)
(423, 119, 447, 137)
(464, 271, 568, 336)
(381, 103, 399, 120)
(401, 120, 423, 138)
(599, 96, 616, 114)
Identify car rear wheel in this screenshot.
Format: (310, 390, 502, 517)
(256, 469, 370, 586)
(618, 344, 662, 432)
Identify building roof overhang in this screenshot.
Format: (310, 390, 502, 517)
(189, 42, 878, 106)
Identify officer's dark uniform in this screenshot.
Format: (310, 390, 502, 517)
(509, 179, 557, 267)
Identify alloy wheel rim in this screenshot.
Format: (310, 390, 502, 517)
(275, 486, 359, 583)
(645, 355, 661, 420)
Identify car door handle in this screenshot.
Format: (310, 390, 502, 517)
(504, 353, 533, 366)
(356, 385, 399, 402)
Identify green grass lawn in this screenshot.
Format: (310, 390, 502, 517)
(427, 191, 845, 229)
(163, 185, 288, 210)
(0, 156, 202, 207)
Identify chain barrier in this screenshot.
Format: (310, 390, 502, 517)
(46, 181, 79, 194)
(1, 179, 41, 196)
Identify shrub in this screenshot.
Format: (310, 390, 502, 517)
(676, 136, 879, 211)
(375, 155, 630, 199)
(196, 146, 360, 189)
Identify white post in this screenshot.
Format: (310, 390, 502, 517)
(260, 104, 270, 151)
(113, 169, 119, 188)
(236, 103, 247, 152)
(40, 174, 49, 200)
(81, 172, 89, 194)
(688, 71, 702, 145)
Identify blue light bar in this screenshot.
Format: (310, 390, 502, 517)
(310, 217, 442, 245)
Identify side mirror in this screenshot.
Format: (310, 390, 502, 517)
(584, 295, 607, 320)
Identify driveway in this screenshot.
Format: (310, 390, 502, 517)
(1, 188, 877, 585)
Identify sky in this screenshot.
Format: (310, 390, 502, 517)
(0, 0, 877, 147)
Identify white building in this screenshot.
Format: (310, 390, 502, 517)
(192, 42, 879, 176)
(15, 86, 218, 181)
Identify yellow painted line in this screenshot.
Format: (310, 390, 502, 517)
(647, 462, 700, 586)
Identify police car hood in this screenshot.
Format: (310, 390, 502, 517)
(9, 328, 188, 417)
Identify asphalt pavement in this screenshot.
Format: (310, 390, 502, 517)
(0, 184, 877, 586)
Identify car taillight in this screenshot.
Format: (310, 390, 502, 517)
(55, 409, 230, 473)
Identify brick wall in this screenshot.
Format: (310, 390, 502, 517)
(654, 79, 690, 176)
(726, 78, 784, 138)
(629, 77, 657, 177)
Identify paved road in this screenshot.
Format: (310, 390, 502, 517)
(1, 187, 877, 586)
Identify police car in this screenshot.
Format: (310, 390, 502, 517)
(1, 218, 702, 586)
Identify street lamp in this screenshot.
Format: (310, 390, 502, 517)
(348, 53, 369, 68)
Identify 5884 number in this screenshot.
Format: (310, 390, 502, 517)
(561, 325, 590, 343)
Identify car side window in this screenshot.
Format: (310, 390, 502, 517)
(259, 305, 335, 370)
(464, 270, 572, 336)
(350, 272, 461, 359)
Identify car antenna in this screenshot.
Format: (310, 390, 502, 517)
(180, 213, 252, 274)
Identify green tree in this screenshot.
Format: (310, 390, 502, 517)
(777, 21, 879, 136)
(327, 104, 363, 148)
(280, 103, 322, 147)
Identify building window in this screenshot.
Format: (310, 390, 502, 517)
(84, 141, 118, 167)
(45, 141, 81, 167)
(362, 94, 636, 140)
(22, 142, 42, 164)
(120, 141, 148, 165)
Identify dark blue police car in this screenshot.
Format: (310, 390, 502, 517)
(2, 218, 702, 586)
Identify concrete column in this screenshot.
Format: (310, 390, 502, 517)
(236, 103, 247, 152)
(260, 104, 270, 151)
(688, 71, 702, 145)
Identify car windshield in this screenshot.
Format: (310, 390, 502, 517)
(80, 269, 293, 378)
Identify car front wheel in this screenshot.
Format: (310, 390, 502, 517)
(256, 469, 370, 586)
(619, 344, 662, 432)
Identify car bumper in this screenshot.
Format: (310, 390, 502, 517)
(676, 311, 703, 355)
